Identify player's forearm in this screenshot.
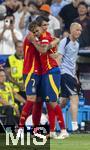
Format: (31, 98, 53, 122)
(27, 33, 52, 53)
(50, 53, 62, 65)
(50, 38, 60, 49)
(37, 38, 60, 53)
(50, 52, 59, 58)
(32, 40, 50, 53)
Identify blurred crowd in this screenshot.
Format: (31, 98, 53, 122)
(0, 0, 90, 126)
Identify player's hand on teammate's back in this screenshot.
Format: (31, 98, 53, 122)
(27, 32, 35, 42)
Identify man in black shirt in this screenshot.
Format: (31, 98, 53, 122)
(59, 0, 80, 31)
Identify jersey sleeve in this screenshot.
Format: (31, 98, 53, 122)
(57, 37, 67, 55)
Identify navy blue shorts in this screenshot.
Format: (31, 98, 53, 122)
(41, 67, 61, 102)
(23, 73, 41, 97)
(61, 73, 78, 98)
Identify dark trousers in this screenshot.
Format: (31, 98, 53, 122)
(0, 105, 19, 125)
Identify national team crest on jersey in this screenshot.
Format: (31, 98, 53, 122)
(32, 87, 36, 93)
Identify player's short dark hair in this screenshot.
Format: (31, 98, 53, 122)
(28, 20, 39, 32)
(36, 15, 49, 26)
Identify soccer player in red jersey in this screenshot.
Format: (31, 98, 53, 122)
(30, 16, 69, 139)
(17, 22, 43, 138)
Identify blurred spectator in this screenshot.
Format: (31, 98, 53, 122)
(88, 6, 90, 16)
(4, 0, 21, 15)
(46, 0, 53, 5)
(14, 1, 30, 37)
(0, 59, 5, 69)
(36, 0, 48, 7)
(0, 69, 20, 125)
(85, 0, 90, 5)
(40, 4, 61, 37)
(0, 5, 6, 28)
(50, 0, 69, 17)
(74, 1, 90, 48)
(74, 2, 89, 28)
(0, 14, 23, 55)
(19, 1, 39, 37)
(35, 0, 53, 6)
(0, 0, 5, 4)
(5, 40, 26, 101)
(59, 0, 81, 31)
(62, 30, 70, 38)
(27, 1, 39, 22)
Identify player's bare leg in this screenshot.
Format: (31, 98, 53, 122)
(60, 96, 79, 132)
(70, 95, 79, 131)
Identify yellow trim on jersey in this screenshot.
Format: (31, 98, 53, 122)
(49, 74, 59, 99)
(47, 55, 52, 70)
(25, 45, 29, 59)
(25, 57, 35, 88)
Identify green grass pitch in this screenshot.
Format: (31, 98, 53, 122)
(0, 133, 90, 150)
(50, 134, 90, 150)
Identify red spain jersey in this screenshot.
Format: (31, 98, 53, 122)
(23, 34, 41, 75)
(39, 31, 58, 74)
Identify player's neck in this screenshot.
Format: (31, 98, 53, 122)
(69, 35, 76, 42)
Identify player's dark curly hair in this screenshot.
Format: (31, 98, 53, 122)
(28, 20, 39, 32)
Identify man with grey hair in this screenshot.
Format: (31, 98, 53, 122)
(58, 22, 82, 132)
